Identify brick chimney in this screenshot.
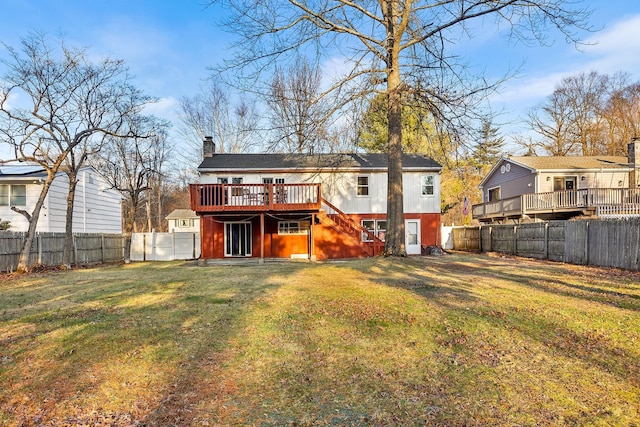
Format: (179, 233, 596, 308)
(629, 139, 640, 187)
(203, 136, 215, 158)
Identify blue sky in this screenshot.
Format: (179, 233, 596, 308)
(1, 0, 640, 160)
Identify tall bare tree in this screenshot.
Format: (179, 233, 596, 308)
(0, 34, 151, 273)
(210, 0, 591, 256)
(526, 71, 640, 156)
(267, 56, 332, 153)
(91, 117, 170, 260)
(179, 82, 259, 157)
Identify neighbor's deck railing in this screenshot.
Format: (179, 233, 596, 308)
(472, 188, 640, 220)
(190, 183, 322, 212)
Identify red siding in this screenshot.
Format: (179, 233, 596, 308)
(199, 212, 441, 260)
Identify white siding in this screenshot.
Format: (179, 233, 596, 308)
(199, 169, 441, 214)
(0, 167, 122, 233)
(0, 183, 44, 231)
(537, 170, 630, 193)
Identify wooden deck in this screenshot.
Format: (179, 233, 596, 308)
(190, 183, 322, 213)
(472, 188, 640, 223)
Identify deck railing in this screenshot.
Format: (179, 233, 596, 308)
(190, 183, 322, 212)
(473, 188, 640, 220)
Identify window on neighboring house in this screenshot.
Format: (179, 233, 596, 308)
(421, 175, 434, 196)
(278, 220, 310, 235)
(0, 185, 8, 206)
(488, 187, 501, 201)
(178, 219, 194, 228)
(357, 176, 369, 196)
(362, 219, 386, 242)
(0, 184, 26, 207)
(217, 177, 228, 184)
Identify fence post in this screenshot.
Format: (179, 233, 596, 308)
(585, 220, 590, 266)
(101, 234, 105, 263)
(478, 225, 482, 253)
(544, 222, 549, 260)
(488, 226, 493, 252)
(513, 225, 518, 255)
(37, 233, 42, 266)
(73, 234, 78, 265)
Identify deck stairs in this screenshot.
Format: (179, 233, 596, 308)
(319, 198, 384, 257)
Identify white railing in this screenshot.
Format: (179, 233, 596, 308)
(473, 188, 640, 220)
(596, 204, 640, 218)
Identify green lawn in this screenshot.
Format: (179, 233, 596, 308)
(1, 254, 639, 426)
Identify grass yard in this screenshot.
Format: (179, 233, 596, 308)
(0, 253, 639, 426)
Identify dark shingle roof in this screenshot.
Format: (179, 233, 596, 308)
(0, 164, 47, 178)
(198, 153, 441, 172)
(509, 156, 630, 171)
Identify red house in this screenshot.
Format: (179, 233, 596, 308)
(190, 140, 442, 260)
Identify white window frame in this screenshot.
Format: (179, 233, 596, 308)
(488, 186, 501, 202)
(357, 176, 370, 197)
(361, 219, 386, 242)
(0, 184, 27, 207)
(421, 175, 435, 196)
(177, 219, 194, 228)
(278, 220, 310, 235)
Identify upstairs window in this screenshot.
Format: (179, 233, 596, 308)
(488, 187, 501, 201)
(231, 177, 243, 196)
(178, 219, 194, 228)
(0, 184, 26, 206)
(357, 176, 369, 196)
(421, 175, 434, 196)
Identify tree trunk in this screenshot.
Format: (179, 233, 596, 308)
(16, 172, 56, 273)
(383, 0, 406, 257)
(123, 194, 139, 262)
(62, 171, 79, 268)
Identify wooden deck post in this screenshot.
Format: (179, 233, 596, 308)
(309, 214, 316, 261)
(260, 213, 264, 263)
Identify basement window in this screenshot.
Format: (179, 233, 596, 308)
(278, 221, 310, 235)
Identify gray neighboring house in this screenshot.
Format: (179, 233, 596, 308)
(473, 142, 640, 223)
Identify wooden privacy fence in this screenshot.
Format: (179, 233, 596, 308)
(1, 232, 202, 272)
(0, 232, 125, 272)
(451, 218, 640, 271)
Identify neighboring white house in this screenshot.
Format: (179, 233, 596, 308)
(165, 209, 200, 233)
(0, 163, 122, 233)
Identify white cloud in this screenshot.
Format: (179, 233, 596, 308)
(580, 14, 640, 76)
(143, 96, 178, 119)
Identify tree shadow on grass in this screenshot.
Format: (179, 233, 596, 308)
(371, 254, 640, 389)
(0, 261, 288, 426)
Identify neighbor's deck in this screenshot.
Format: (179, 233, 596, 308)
(472, 188, 640, 223)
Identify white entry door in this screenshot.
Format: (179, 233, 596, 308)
(405, 219, 421, 255)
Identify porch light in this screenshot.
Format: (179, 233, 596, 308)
(618, 180, 624, 187)
(581, 176, 585, 181)
(546, 176, 551, 181)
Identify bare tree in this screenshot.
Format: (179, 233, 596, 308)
(91, 117, 170, 260)
(209, 0, 591, 256)
(178, 82, 259, 157)
(267, 56, 333, 153)
(0, 34, 151, 273)
(526, 71, 640, 156)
